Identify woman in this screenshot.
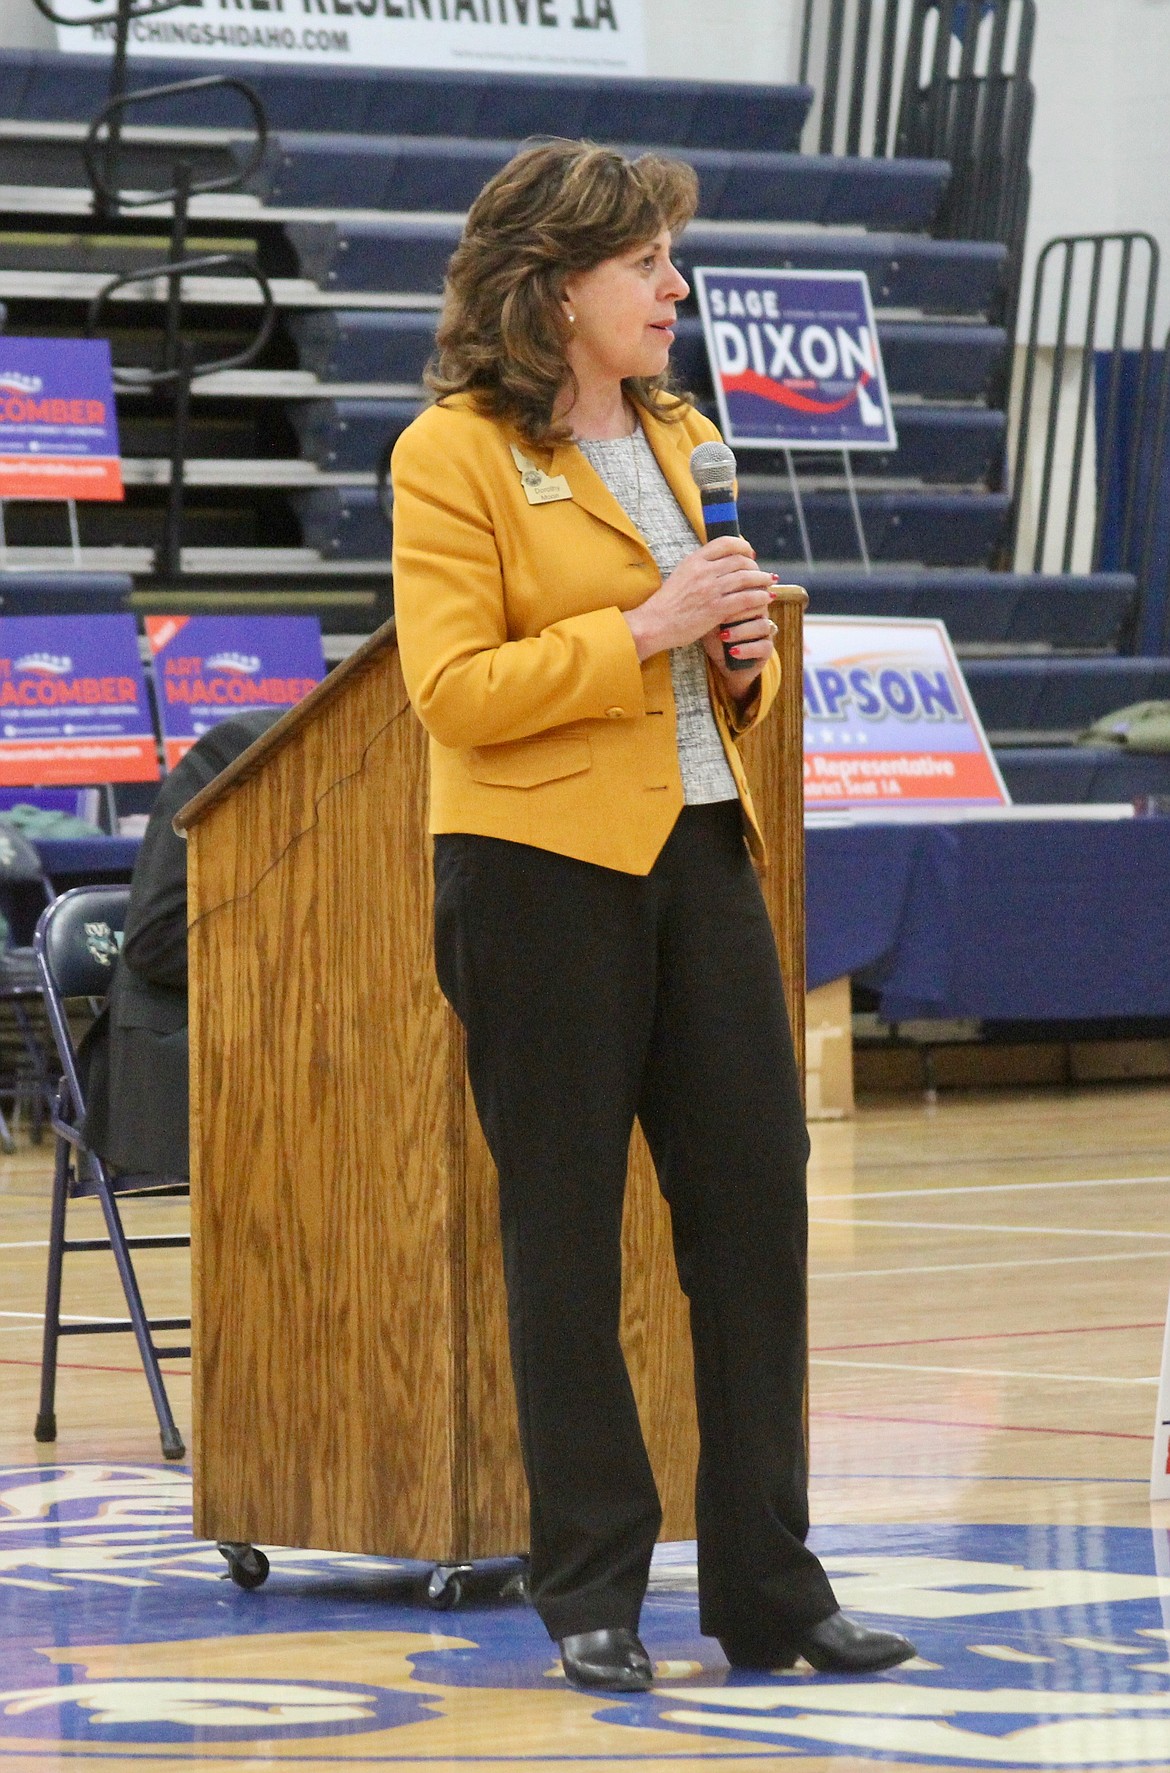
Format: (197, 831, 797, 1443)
(391, 140, 914, 1691)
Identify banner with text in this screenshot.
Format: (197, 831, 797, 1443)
(0, 616, 157, 785)
(0, 338, 122, 501)
(146, 614, 325, 769)
(53, 0, 644, 75)
(803, 615, 1008, 812)
(694, 267, 897, 452)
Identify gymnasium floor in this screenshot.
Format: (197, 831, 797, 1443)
(2, 1082, 1170, 1771)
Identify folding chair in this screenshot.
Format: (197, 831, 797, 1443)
(34, 886, 188, 1461)
(0, 822, 57, 1151)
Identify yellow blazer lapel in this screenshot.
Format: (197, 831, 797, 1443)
(518, 407, 706, 552)
(641, 406, 706, 543)
(545, 437, 649, 552)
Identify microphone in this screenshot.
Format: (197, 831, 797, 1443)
(690, 440, 754, 672)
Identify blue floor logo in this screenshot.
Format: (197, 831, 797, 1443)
(1, 1466, 1169, 1767)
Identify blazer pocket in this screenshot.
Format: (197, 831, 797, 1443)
(466, 733, 592, 789)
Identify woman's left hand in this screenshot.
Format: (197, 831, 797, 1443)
(702, 607, 777, 699)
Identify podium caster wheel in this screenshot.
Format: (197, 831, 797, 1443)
(499, 1569, 530, 1604)
(427, 1564, 471, 1610)
(218, 1543, 269, 1590)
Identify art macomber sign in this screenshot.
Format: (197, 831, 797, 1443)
(0, 338, 122, 501)
(53, 0, 644, 74)
(146, 614, 325, 770)
(0, 616, 157, 785)
(694, 268, 897, 452)
(803, 616, 1008, 810)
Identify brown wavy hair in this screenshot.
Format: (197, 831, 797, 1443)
(426, 139, 699, 446)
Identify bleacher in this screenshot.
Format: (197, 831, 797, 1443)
(0, 45, 1164, 803)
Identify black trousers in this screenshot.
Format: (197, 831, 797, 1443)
(433, 803, 837, 1648)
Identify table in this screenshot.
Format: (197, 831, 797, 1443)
(806, 817, 1170, 1022)
(31, 825, 1170, 1026)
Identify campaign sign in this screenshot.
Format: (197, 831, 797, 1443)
(693, 268, 897, 452)
(52, 0, 646, 75)
(803, 615, 1008, 811)
(146, 615, 325, 770)
(0, 338, 122, 501)
(0, 616, 157, 785)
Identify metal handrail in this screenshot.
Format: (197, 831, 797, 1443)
(1010, 233, 1159, 604)
(1134, 329, 1170, 648)
(28, 0, 184, 22)
(800, 0, 1036, 491)
(85, 257, 276, 388)
(87, 250, 275, 573)
(799, 0, 1035, 237)
(83, 75, 269, 212)
(33, 0, 274, 579)
(32, 0, 196, 218)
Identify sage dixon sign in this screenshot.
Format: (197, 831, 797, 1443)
(53, 0, 645, 75)
(694, 267, 897, 453)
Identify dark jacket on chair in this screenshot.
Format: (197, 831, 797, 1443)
(82, 710, 282, 1179)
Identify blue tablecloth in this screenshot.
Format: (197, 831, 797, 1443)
(806, 818, 1170, 1021)
(30, 825, 1170, 1025)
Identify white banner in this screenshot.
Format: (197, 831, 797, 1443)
(1153, 1282, 1170, 1502)
(53, 0, 646, 75)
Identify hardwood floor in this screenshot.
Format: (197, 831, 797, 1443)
(808, 1086, 1170, 1535)
(2, 1080, 1169, 1771)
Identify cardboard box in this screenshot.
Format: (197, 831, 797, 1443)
(806, 975, 854, 1120)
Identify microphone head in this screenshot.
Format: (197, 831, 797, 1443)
(690, 439, 737, 498)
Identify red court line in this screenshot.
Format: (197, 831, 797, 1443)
(0, 1355, 188, 1377)
(812, 1408, 1149, 1442)
(811, 1321, 1163, 1353)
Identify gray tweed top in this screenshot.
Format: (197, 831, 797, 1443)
(576, 426, 738, 806)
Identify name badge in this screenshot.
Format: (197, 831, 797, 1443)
(510, 443, 573, 506)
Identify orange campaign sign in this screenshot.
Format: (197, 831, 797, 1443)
(0, 616, 158, 785)
(0, 339, 123, 502)
(145, 614, 325, 771)
(803, 616, 1009, 814)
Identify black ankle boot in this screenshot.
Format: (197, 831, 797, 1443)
(722, 1610, 916, 1675)
(559, 1627, 653, 1691)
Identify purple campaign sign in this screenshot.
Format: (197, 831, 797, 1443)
(146, 615, 325, 768)
(0, 614, 157, 784)
(0, 337, 122, 500)
(693, 268, 898, 452)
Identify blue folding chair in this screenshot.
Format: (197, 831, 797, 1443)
(34, 886, 188, 1461)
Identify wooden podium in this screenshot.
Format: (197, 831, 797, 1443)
(176, 598, 807, 1563)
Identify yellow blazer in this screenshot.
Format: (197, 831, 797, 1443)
(390, 392, 782, 876)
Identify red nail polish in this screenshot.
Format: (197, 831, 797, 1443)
(720, 629, 731, 641)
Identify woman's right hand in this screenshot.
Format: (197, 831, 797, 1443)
(622, 536, 776, 662)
